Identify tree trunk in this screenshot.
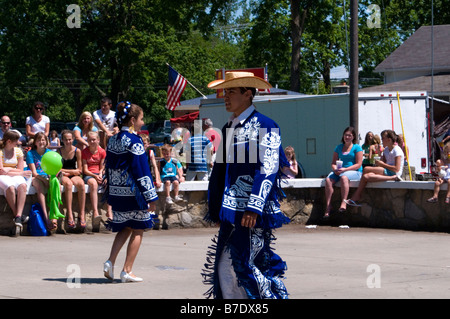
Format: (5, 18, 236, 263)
(290, 0, 312, 92)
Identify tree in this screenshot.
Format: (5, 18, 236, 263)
(0, 0, 237, 123)
(242, 0, 291, 89)
(290, 0, 313, 92)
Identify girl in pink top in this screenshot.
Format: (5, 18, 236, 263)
(82, 131, 109, 228)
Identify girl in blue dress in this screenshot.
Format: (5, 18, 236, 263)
(103, 101, 158, 283)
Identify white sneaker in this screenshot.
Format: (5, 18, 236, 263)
(166, 197, 174, 204)
(120, 271, 143, 283)
(174, 195, 183, 202)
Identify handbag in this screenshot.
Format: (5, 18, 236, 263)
(27, 202, 48, 236)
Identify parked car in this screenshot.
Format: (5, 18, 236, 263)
(149, 127, 172, 144)
(50, 121, 69, 135)
(14, 127, 27, 136)
(137, 124, 149, 136)
(66, 122, 77, 130)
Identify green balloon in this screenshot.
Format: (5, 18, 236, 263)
(41, 151, 63, 176)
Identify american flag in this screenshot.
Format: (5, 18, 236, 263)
(166, 65, 187, 111)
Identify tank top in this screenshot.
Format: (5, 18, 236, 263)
(59, 147, 78, 170)
(0, 147, 23, 168)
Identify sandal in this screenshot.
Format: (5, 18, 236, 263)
(427, 197, 438, 203)
(67, 220, 76, 229)
(344, 199, 362, 207)
(48, 220, 57, 230)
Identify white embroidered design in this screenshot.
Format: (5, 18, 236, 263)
(263, 148, 279, 176)
(131, 142, 145, 155)
(109, 168, 128, 185)
(236, 117, 260, 143)
(260, 131, 281, 176)
(227, 175, 253, 197)
(260, 131, 281, 149)
(109, 186, 134, 196)
(223, 175, 253, 212)
(108, 134, 131, 154)
(249, 228, 276, 299)
(247, 180, 273, 213)
(112, 209, 155, 224)
(137, 176, 158, 201)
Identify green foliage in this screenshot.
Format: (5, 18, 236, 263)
(0, 0, 446, 128)
(0, 0, 240, 125)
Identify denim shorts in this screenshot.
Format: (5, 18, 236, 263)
(162, 176, 178, 183)
(327, 170, 362, 182)
(83, 173, 99, 183)
(384, 169, 396, 176)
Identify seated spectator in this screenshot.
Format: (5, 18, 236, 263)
(361, 131, 374, 168)
(25, 102, 50, 140)
(324, 127, 363, 218)
(396, 134, 409, 165)
(93, 97, 118, 149)
(0, 115, 27, 146)
(427, 143, 450, 204)
(74, 111, 98, 150)
(0, 131, 32, 233)
(49, 130, 60, 150)
(282, 146, 299, 179)
(58, 130, 86, 230)
(26, 132, 53, 230)
(185, 121, 212, 181)
(139, 134, 162, 188)
(159, 144, 184, 204)
(82, 131, 110, 229)
(369, 134, 383, 165)
(345, 129, 404, 207)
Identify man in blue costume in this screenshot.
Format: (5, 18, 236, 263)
(203, 71, 290, 299)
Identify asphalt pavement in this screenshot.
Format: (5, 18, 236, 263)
(2, 224, 450, 299)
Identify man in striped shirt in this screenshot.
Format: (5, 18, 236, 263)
(185, 120, 212, 181)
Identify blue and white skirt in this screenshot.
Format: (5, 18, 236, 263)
(106, 209, 156, 232)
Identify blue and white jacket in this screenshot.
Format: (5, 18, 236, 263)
(205, 107, 290, 229)
(104, 129, 158, 212)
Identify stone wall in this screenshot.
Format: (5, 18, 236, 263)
(156, 179, 450, 232)
(1, 179, 449, 236)
(288, 183, 450, 232)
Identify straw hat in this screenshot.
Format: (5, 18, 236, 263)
(207, 71, 272, 90)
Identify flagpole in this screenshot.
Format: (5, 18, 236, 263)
(166, 63, 208, 99)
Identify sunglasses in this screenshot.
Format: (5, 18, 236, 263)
(1, 121, 10, 125)
(34, 107, 44, 111)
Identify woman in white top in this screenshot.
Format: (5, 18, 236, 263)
(25, 101, 50, 140)
(345, 129, 404, 206)
(0, 131, 32, 232)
